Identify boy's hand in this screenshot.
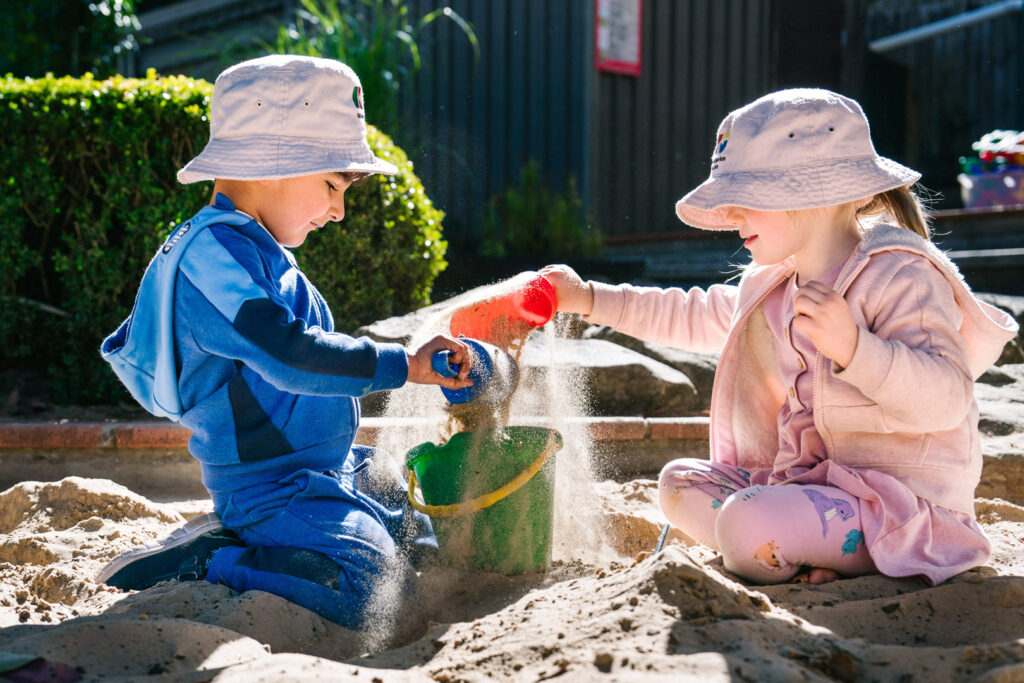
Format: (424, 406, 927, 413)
(792, 281, 859, 369)
(540, 264, 594, 316)
(407, 335, 475, 389)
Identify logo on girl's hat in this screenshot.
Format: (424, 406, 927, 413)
(352, 86, 365, 119)
(717, 130, 730, 154)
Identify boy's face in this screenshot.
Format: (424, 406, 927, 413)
(254, 172, 355, 248)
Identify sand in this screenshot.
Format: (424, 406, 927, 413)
(2, 287, 1023, 681)
(0, 476, 1022, 681)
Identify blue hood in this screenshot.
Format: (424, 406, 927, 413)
(101, 201, 254, 420)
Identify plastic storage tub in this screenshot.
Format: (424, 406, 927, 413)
(958, 170, 1024, 209)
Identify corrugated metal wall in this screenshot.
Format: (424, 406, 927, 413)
(398, 0, 592, 249)
(401, 0, 773, 245)
(130, 0, 1024, 238)
(132, 0, 776, 244)
(130, 0, 594, 248)
(591, 0, 773, 240)
(859, 0, 1023, 207)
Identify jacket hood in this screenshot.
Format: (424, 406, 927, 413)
(101, 198, 255, 420)
(844, 224, 1018, 379)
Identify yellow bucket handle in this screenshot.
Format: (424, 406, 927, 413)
(407, 432, 560, 518)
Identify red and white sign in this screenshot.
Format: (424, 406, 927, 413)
(595, 0, 642, 76)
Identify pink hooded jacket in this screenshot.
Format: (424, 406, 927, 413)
(586, 224, 1018, 515)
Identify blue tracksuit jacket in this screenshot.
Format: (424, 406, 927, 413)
(101, 193, 433, 627)
(103, 193, 408, 502)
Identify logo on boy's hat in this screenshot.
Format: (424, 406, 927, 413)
(717, 130, 730, 154)
(711, 129, 731, 170)
(352, 86, 365, 119)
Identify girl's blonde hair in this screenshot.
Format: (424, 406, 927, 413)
(738, 185, 932, 279)
(854, 185, 931, 240)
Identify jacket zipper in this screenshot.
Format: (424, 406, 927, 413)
(812, 253, 871, 455)
(707, 268, 792, 459)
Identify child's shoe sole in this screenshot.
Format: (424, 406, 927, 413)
(96, 512, 243, 590)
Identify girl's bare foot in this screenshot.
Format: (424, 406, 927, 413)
(789, 567, 840, 585)
(807, 567, 839, 584)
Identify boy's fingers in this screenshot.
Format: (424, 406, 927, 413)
(449, 341, 471, 375)
(426, 336, 471, 381)
(440, 375, 473, 390)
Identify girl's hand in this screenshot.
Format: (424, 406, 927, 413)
(406, 335, 474, 389)
(792, 281, 859, 368)
(540, 264, 594, 316)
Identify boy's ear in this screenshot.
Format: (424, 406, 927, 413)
(344, 172, 372, 188)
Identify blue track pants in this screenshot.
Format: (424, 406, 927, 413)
(205, 446, 437, 629)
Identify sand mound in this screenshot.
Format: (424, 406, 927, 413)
(5, 615, 268, 679)
(0, 476, 1021, 680)
(596, 479, 701, 558)
(0, 477, 179, 534)
(0, 478, 187, 628)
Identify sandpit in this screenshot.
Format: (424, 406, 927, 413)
(2, 284, 1023, 681)
(0, 476, 1023, 681)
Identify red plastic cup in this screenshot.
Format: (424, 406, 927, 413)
(450, 272, 558, 344)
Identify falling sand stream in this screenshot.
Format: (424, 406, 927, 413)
(379, 277, 609, 558)
(361, 276, 614, 649)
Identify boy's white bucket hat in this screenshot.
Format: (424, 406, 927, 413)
(675, 88, 921, 230)
(178, 55, 398, 184)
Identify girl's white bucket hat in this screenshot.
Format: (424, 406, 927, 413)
(675, 88, 921, 230)
(178, 55, 398, 184)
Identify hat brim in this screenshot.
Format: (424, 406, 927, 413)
(177, 135, 399, 184)
(675, 155, 921, 230)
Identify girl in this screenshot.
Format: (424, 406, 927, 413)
(542, 89, 1018, 586)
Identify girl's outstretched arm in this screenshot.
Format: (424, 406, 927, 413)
(540, 264, 594, 315)
(540, 264, 736, 352)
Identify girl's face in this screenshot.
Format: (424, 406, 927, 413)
(723, 207, 802, 266)
(257, 172, 355, 248)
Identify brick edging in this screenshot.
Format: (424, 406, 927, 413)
(0, 416, 710, 450)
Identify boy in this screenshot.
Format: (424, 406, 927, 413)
(98, 55, 472, 629)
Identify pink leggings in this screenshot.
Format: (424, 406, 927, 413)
(659, 459, 876, 583)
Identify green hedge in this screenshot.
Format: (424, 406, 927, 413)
(0, 71, 447, 405)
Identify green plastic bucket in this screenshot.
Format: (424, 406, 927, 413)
(405, 426, 562, 575)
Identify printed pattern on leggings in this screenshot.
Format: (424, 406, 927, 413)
(752, 539, 788, 573)
(676, 465, 750, 509)
(746, 487, 865, 576)
(803, 489, 855, 537)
